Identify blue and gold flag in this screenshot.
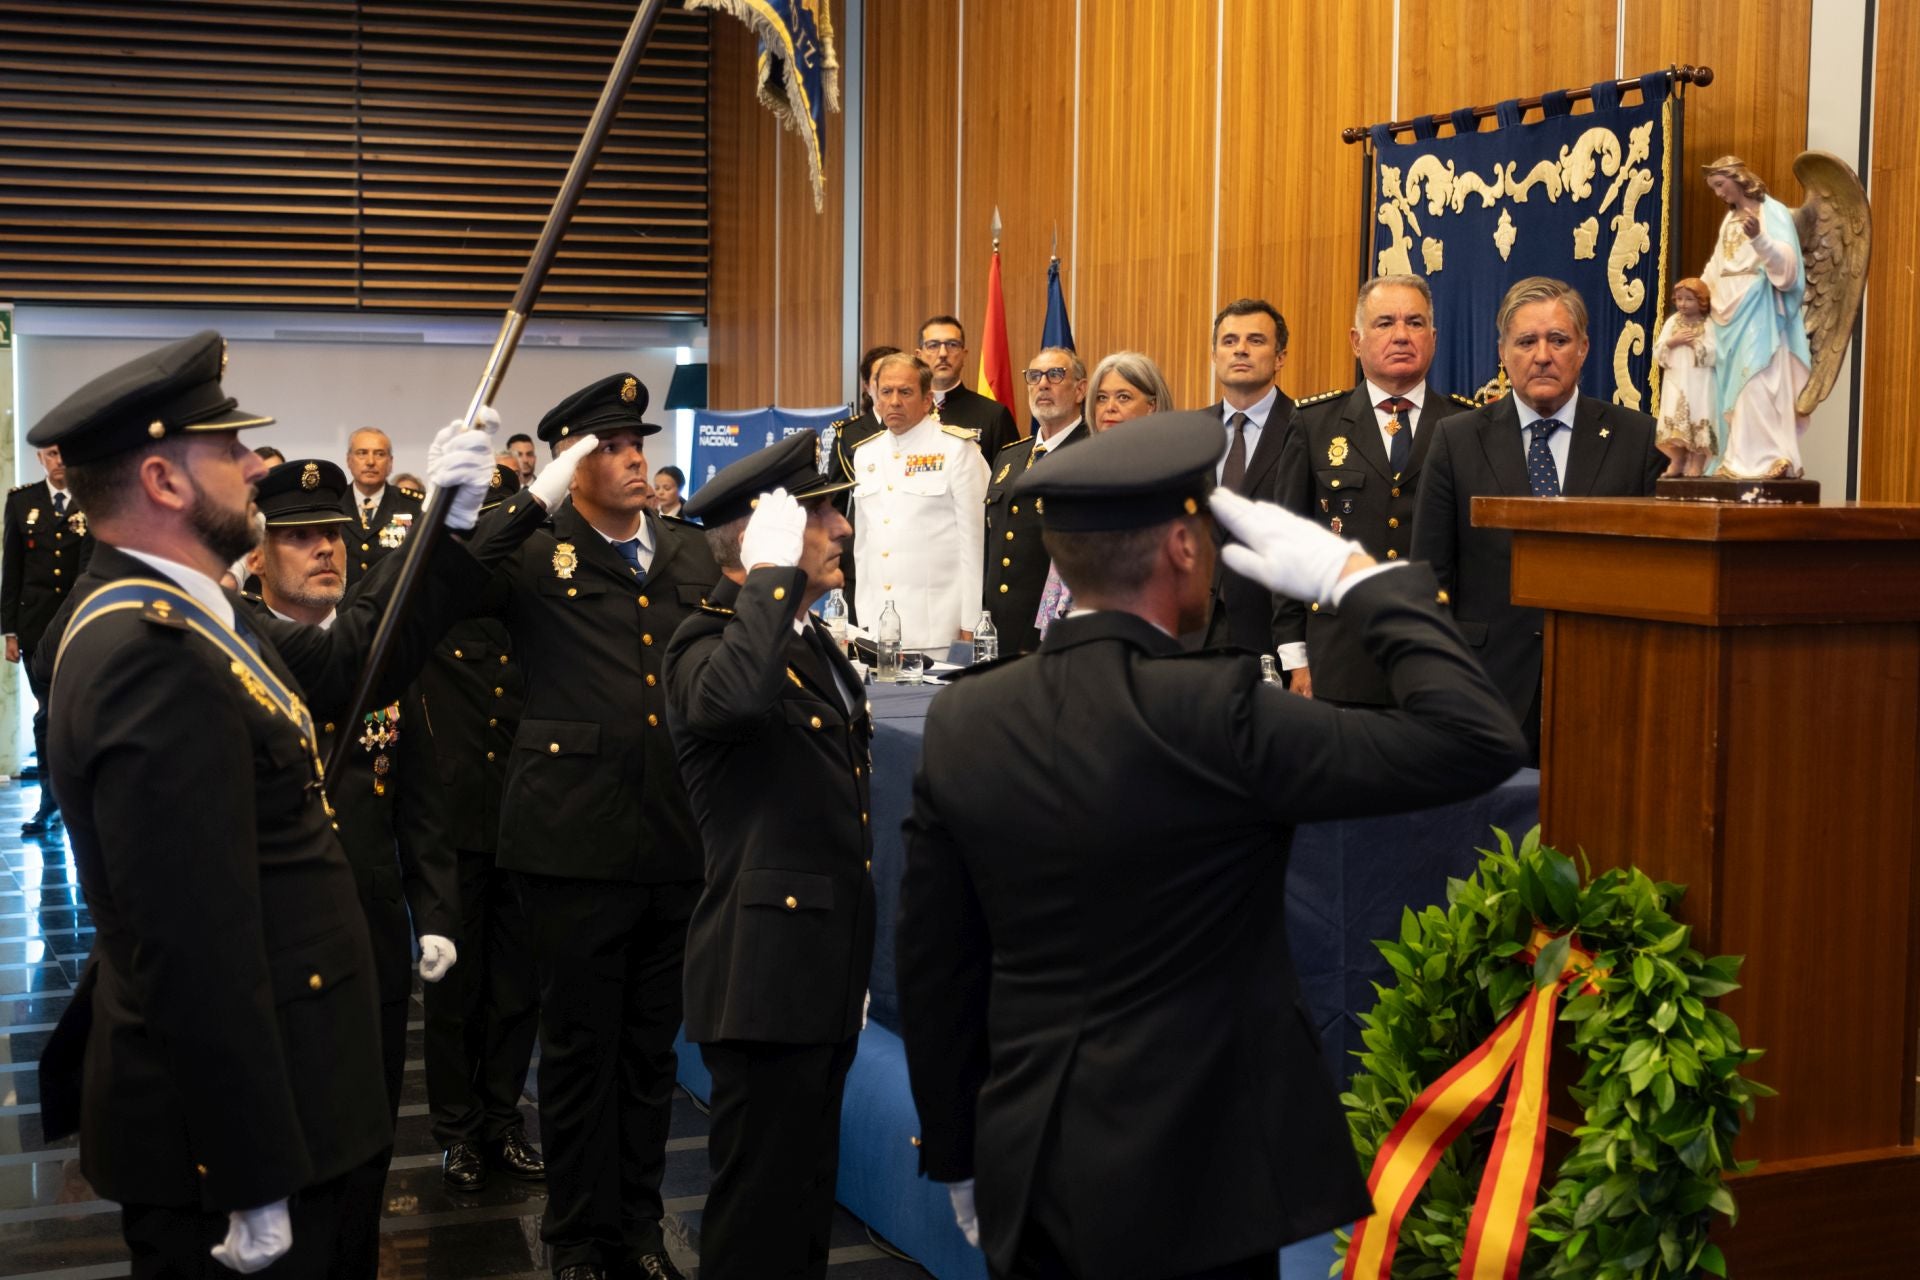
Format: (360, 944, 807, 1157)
(1371, 74, 1681, 411)
(691, 0, 840, 210)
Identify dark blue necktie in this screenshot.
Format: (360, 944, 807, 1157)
(53, 492, 68, 517)
(1527, 420, 1562, 498)
(1382, 397, 1414, 477)
(613, 537, 644, 576)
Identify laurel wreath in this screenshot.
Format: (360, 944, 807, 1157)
(1336, 826, 1771, 1278)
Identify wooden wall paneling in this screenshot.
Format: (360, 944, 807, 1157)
(860, 0, 961, 355)
(957, 0, 1076, 397)
(1074, 0, 1216, 406)
(1621, 0, 1813, 313)
(1862, 1, 1920, 503)
(1396, 1, 1619, 129)
(1214, 0, 1396, 401)
(708, 14, 777, 408)
(773, 24, 846, 408)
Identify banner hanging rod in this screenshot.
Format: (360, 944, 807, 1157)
(1341, 63, 1714, 145)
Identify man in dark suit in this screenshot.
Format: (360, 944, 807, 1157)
(2, 442, 93, 833)
(340, 426, 426, 586)
(1412, 276, 1666, 758)
(467, 372, 717, 1280)
(29, 330, 501, 1277)
(1275, 275, 1475, 705)
(896, 413, 1527, 1280)
(919, 315, 1020, 461)
(981, 347, 1089, 653)
(420, 465, 546, 1193)
(663, 431, 870, 1280)
(1200, 297, 1294, 653)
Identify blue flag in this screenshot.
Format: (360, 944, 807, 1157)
(689, 0, 840, 211)
(1041, 258, 1075, 353)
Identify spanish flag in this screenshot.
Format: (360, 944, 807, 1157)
(976, 248, 1018, 425)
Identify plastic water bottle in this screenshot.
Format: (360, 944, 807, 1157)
(821, 589, 849, 657)
(973, 611, 999, 664)
(1259, 654, 1283, 686)
(876, 600, 902, 682)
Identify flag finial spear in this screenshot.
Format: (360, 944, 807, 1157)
(991, 205, 1003, 252)
(1051, 223, 1058, 263)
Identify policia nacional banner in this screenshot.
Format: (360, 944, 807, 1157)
(688, 406, 843, 499)
(1369, 73, 1683, 411)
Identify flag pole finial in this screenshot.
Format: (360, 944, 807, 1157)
(1051, 223, 1058, 264)
(991, 205, 1003, 252)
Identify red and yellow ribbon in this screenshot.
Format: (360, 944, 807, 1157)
(1344, 928, 1605, 1280)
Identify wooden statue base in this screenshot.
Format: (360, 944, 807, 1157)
(1655, 475, 1821, 504)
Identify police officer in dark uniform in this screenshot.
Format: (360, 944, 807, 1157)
(896, 412, 1527, 1280)
(663, 431, 870, 1280)
(466, 372, 717, 1280)
(3, 443, 93, 833)
(340, 426, 426, 587)
(1275, 275, 1475, 705)
(30, 331, 502, 1277)
(420, 464, 547, 1192)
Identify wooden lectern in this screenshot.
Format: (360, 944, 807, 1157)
(1476, 496, 1920, 1277)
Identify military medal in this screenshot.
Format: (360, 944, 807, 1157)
(372, 753, 391, 796)
(25, 508, 38, 527)
(1330, 517, 1343, 534)
(1328, 437, 1350, 467)
(552, 541, 578, 579)
(67, 510, 87, 537)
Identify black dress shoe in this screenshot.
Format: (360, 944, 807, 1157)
(626, 1252, 686, 1280)
(20, 811, 54, 836)
(442, 1141, 488, 1191)
(490, 1129, 546, 1181)
(554, 1266, 606, 1280)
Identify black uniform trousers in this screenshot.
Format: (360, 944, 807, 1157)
(121, 1169, 356, 1280)
(423, 848, 540, 1147)
(24, 646, 54, 813)
(518, 872, 698, 1271)
(699, 1036, 859, 1280)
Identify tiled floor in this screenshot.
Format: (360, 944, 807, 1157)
(0, 777, 928, 1279)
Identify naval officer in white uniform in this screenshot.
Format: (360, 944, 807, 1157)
(851, 353, 989, 652)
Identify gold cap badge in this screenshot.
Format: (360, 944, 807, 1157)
(300, 461, 320, 491)
(490, 468, 503, 488)
(620, 376, 639, 403)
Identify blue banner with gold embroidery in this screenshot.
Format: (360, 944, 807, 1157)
(1370, 74, 1681, 412)
(689, 0, 839, 211)
(689, 405, 843, 499)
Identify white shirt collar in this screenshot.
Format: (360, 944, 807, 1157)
(1033, 417, 1083, 454)
(49, 485, 72, 503)
(1514, 392, 1578, 431)
(120, 548, 236, 630)
(1363, 379, 1427, 413)
(587, 511, 654, 556)
(355, 484, 386, 509)
(1221, 385, 1281, 431)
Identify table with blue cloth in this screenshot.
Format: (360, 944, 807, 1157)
(680, 678, 1539, 1280)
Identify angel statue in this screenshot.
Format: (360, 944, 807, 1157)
(1698, 153, 1870, 480)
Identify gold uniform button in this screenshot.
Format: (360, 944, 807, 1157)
(325, 722, 336, 733)
(866, 859, 872, 872)
(1330, 479, 1342, 489)
(197, 1163, 208, 1176)
(1437, 590, 1451, 605)
(486, 750, 496, 761)
(494, 687, 505, 697)
(567, 587, 578, 598)
(1388, 517, 1400, 529)
(784, 895, 798, 910)
(307, 973, 322, 991)
(1004, 530, 1014, 542)
(647, 713, 659, 727)
(1387, 549, 1399, 559)
(487, 717, 498, 728)
(1011, 503, 1020, 515)
(453, 649, 464, 658)
(508, 504, 517, 513)
(1001, 557, 1011, 567)
(548, 742, 560, 754)
(361, 542, 370, 551)
(809, 716, 823, 730)
(53, 549, 60, 557)
(773, 586, 787, 601)
(52, 569, 60, 576)
(645, 673, 657, 687)
(638, 595, 649, 607)
(998, 584, 1009, 594)
(499, 654, 508, 664)
(1391, 487, 1401, 498)
(642, 633, 654, 646)
(360, 562, 368, 571)
(1310, 602, 1320, 613)
(854, 765, 862, 778)
(861, 811, 869, 825)
(331, 820, 340, 830)
(910, 1136, 922, 1148)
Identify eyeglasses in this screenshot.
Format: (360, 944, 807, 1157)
(920, 339, 964, 353)
(1022, 367, 1071, 385)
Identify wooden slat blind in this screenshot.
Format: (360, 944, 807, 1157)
(0, 0, 711, 319)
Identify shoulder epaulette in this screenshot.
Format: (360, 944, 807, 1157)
(696, 598, 736, 617)
(139, 597, 192, 630)
(8, 483, 29, 495)
(397, 484, 425, 501)
(852, 430, 886, 450)
(828, 415, 857, 431)
(1296, 387, 1351, 408)
(1447, 392, 1478, 408)
(941, 423, 980, 441)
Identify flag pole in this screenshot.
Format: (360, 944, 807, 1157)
(324, 0, 671, 793)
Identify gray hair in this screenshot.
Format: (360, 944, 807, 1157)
(1353, 274, 1435, 331)
(1496, 276, 1588, 343)
(1086, 350, 1174, 414)
(1030, 347, 1087, 381)
(703, 514, 749, 572)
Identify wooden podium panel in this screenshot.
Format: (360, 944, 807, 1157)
(1476, 497, 1920, 1277)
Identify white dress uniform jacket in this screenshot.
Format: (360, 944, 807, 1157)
(851, 415, 989, 651)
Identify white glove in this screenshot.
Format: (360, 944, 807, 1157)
(211, 1199, 292, 1274)
(1211, 488, 1365, 604)
(948, 1179, 979, 1248)
(418, 935, 457, 983)
(740, 487, 807, 569)
(425, 406, 502, 481)
(528, 433, 598, 510)
(424, 424, 500, 533)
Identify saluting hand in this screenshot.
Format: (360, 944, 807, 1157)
(426, 415, 503, 532)
(1211, 489, 1372, 605)
(739, 487, 807, 570)
(528, 434, 599, 511)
